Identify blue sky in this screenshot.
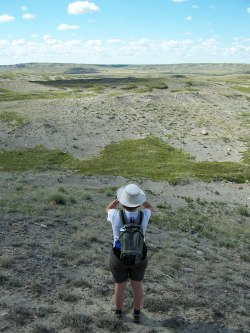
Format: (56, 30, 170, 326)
(0, 0, 250, 65)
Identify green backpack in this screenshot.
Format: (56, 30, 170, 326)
(119, 210, 145, 265)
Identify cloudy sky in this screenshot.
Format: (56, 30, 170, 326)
(0, 0, 250, 65)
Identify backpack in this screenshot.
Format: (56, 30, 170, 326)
(119, 210, 145, 265)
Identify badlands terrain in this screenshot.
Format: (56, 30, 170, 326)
(0, 63, 249, 332)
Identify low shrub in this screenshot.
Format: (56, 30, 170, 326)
(61, 313, 92, 328)
(144, 295, 175, 312)
(96, 314, 126, 332)
(0, 255, 14, 268)
(240, 253, 250, 263)
(236, 205, 249, 217)
(48, 193, 67, 205)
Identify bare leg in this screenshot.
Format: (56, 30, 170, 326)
(114, 281, 127, 310)
(131, 280, 143, 310)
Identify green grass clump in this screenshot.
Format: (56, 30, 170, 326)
(0, 255, 14, 268)
(0, 137, 249, 183)
(241, 112, 250, 128)
(242, 139, 250, 165)
(75, 137, 249, 183)
(240, 253, 250, 263)
(0, 90, 86, 102)
(0, 88, 10, 93)
(121, 83, 137, 90)
(236, 204, 249, 217)
(0, 111, 28, 126)
(0, 146, 74, 172)
(144, 81, 168, 90)
(232, 86, 250, 94)
(0, 73, 16, 79)
(218, 239, 237, 249)
(98, 186, 117, 196)
(48, 193, 68, 205)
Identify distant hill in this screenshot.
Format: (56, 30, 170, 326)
(1, 62, 250, 75)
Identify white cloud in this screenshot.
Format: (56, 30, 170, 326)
(192, 5, 199, 9)
(68, 1, 100, 14)
(0, 36, 250, 65)
(107, 38, 122, 44)
(161, 39, 192, 48)
(21, 6, 28, 11)
(43, 34, 57, 44)
(12, 39, 26, 46)
(57, 24, 80, 31)
(85, 39, 102, 47)
(0, 14, 15, 23)
(186, 16, 192, 21)
(129, 38, 150, 47)
(22, 13, 36, 20)
(247, 7, 250, 14)
(200, 38, 218, 46)
(172, 0, 188, 2)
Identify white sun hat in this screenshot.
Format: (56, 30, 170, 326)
(117, 184, 146, 207)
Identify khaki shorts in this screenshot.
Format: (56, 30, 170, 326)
(109, 249, 148, 283)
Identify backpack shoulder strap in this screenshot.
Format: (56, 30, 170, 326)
(120, 209, 143, 226)
(119, 209, 128, 225)
(137, 210, 144, 226)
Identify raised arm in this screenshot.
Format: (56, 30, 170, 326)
(142, 201, 153, 210)
(105, 198, 119, 213)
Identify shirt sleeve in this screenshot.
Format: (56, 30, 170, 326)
(140, 208, 151, 236)
(107, 208, 116, 222)
(107, 209, 121, 246)
(143, 208, 151, 221)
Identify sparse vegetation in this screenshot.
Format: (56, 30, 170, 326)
(48, 192, 68, 205)
(96, 314, 125, 331)
(0, 146, 74, 172)
(30, 77, 169, 93)
(241, 111, 250, 128)
(236, 204, 249, 216)
(240, 253, 250, 262)
(0, 89, 89, 102)
(0, 111, 28, 126)
(0, 255, 14, 268)
(0, 137, 249, 183)
(74, 231, 98, 246)
(61, 313, 92, 329)
(232, 85, 250, 94)
(0, 171, 249, 333)
(0, 63, 250, 333)
(75, 137, 250, 183)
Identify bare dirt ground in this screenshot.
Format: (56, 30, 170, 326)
(0, 76, 248, 162)
(0, 65, 250, 332)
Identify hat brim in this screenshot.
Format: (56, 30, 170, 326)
(117, 186, 146, 207)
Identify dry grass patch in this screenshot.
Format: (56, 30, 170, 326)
(0, 255, 14, 268)
(61, 313, 92, 329)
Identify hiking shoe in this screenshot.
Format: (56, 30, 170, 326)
(115, 309, 123, 319)
(133, 309, 141, 323)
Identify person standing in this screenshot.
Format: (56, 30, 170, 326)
(105, 184, 153, 323)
